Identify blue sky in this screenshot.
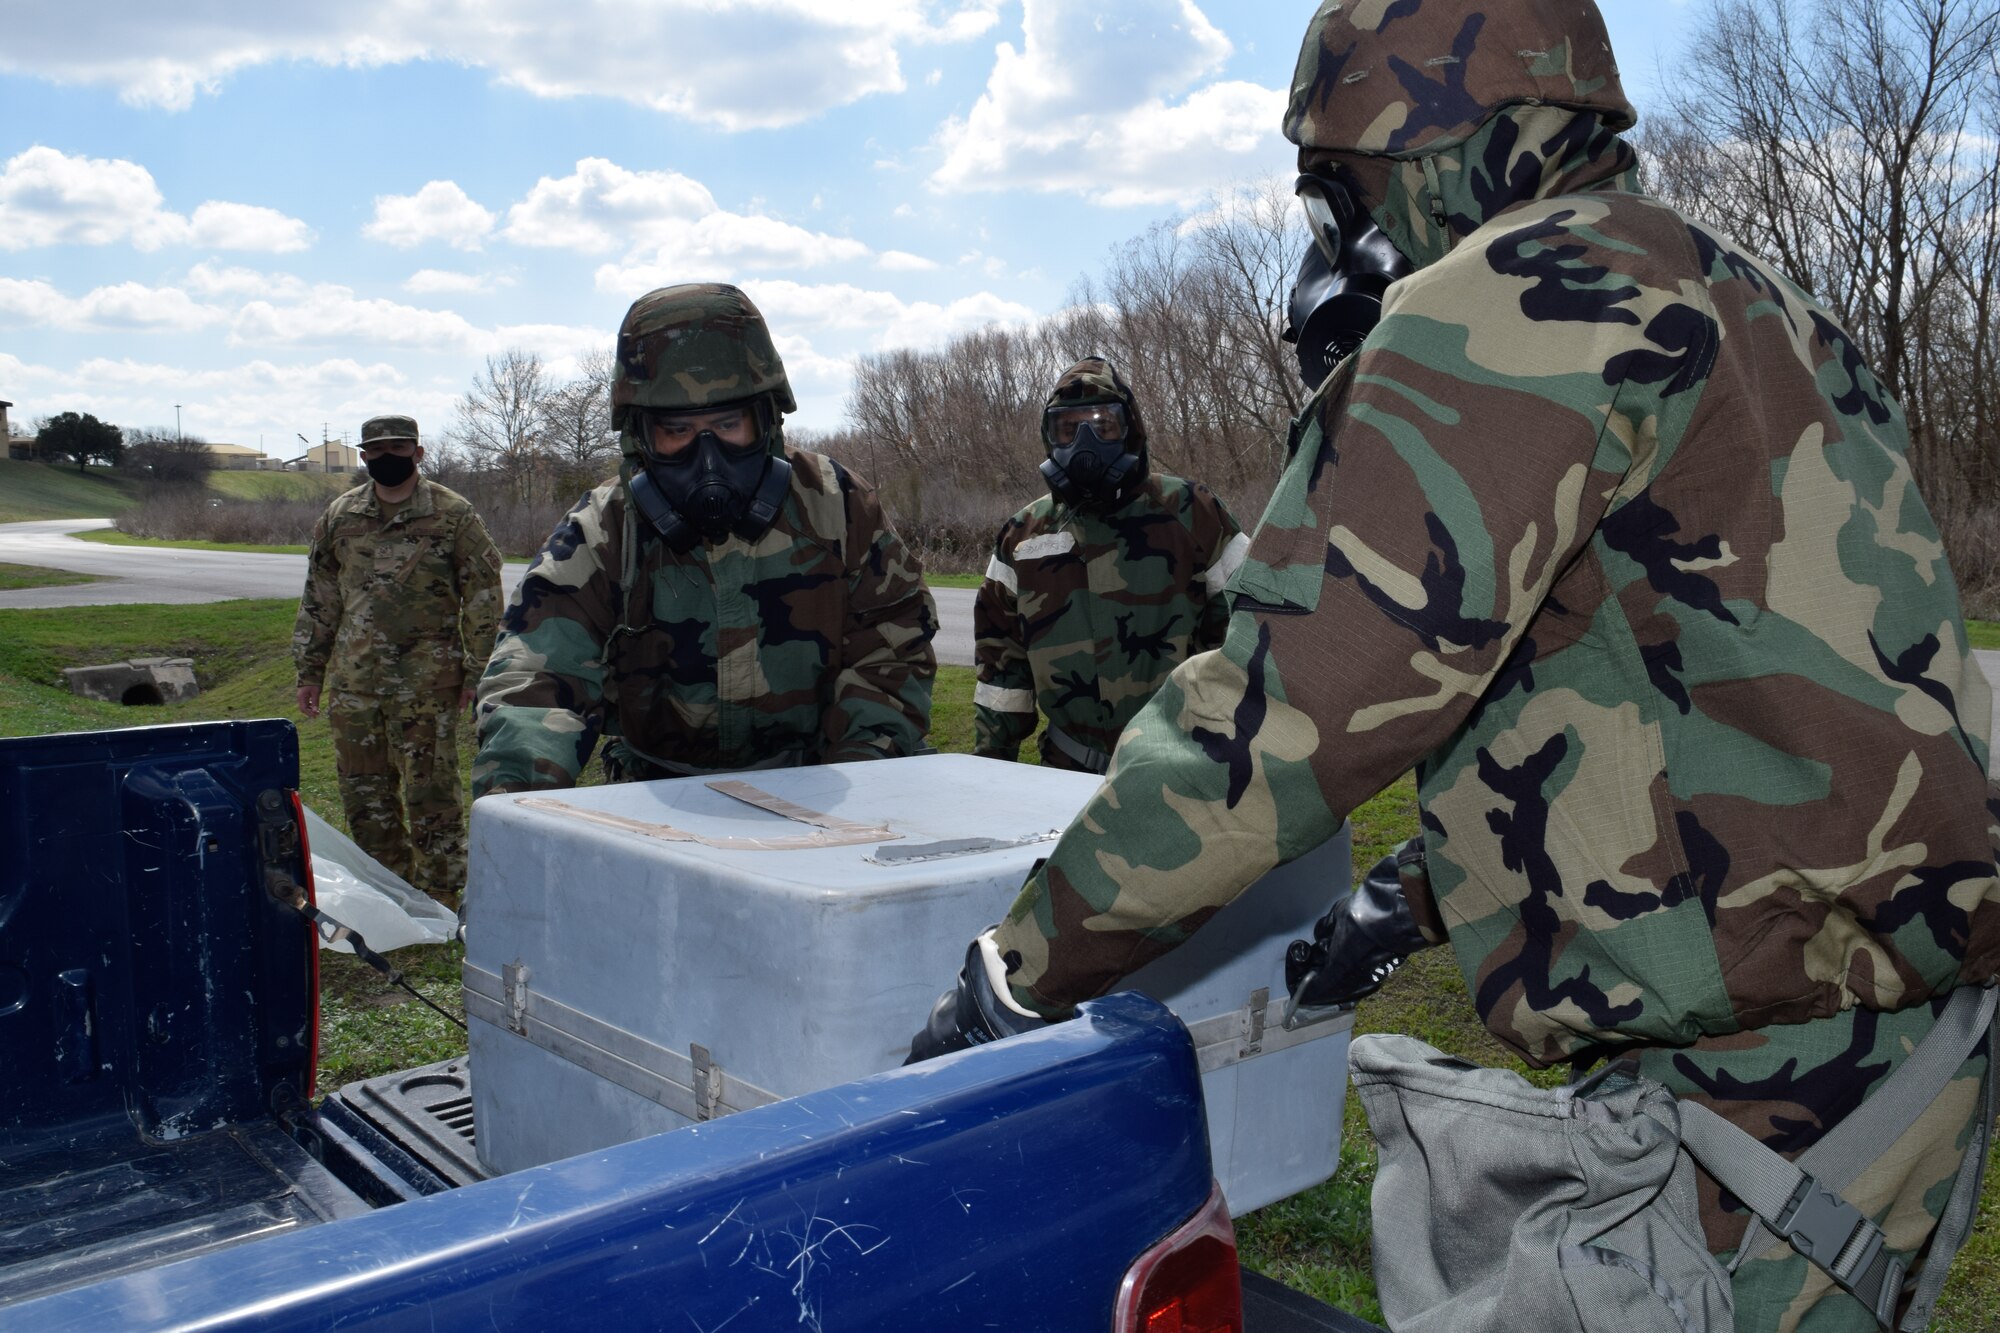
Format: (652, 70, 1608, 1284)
(0, 1, 1692, 457)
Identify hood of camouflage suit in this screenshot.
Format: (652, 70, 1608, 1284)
(1283, 0, 1640, 270)
(1044, 356, 1149, 460)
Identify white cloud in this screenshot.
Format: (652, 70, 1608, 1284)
(0, 146, 313, 251)
(0, 1, 1002, 129)
(931, 0, 1290, 207)
(0, 277, 225, 331)
(504, 158, 715, 253)
(877, 249, 938, 271)
(404, 268, 515, 294)
(185, 200, 314, 251)
(514, 157, 871, 271)
(184, 260, 310, 300)
(364, 180, 495, 251)
(740, 278, 1034, 350)
(226, 283, 602, 366)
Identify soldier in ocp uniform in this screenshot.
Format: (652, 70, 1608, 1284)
(912, 2, 2000, 1327)
(473, 283, 936, 797)
(973, 357, 1245, 775)
(294, 415, 504, 908)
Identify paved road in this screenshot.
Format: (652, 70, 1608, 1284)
(3, 521, 1994, 762)
(0, 518, 980, 666)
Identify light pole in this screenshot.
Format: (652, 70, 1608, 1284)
(174, 404, 182, 443)
(296, 432, 311, 472)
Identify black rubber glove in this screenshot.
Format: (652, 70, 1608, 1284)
(906, 933, 1050, 1064)
(1283, 836, 1430, 1024)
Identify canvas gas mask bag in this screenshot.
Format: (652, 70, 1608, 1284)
(1350, 984, 1997, 1332)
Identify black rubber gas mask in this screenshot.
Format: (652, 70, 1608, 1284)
(1040, 402, 1144, 510)
(1284, 167, 1413, 387)
(627, 402, 792, 553)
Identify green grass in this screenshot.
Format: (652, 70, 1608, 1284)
(0, 561, 99, 590)
(1970, 619, 2000, 652)
(205, 470, 357, 502)
(1, 602, 1995, 1325)
(925, 572, 983, 589)
(0, 458, 142, 521)
(76, 529, 309, 555)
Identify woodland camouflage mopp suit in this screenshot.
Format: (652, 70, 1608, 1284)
(473, 283, 937, 797)
(915, 2, 2000, 1328)
(972, 357, 1246, 773)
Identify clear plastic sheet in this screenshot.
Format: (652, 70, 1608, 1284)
(302, 806, 457, 952)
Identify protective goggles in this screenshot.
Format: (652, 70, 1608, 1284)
(638, 399, 771, 461)
(1042, 402, 1128, 448)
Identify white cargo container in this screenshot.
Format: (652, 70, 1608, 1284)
(464, 753, 1352, 1215)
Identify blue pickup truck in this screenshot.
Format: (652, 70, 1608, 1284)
(0, 720, 1371, 1331)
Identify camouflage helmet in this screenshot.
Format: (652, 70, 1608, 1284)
(610, 283, 797, 436)
(1283, 0, 1635, 162)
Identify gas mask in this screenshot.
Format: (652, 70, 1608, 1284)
(1283, 167, 1413, 387)
(1040, 403, 1144, 510)
(626, 405, 792, 553)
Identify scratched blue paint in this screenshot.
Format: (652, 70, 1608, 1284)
(10, 992, 1213, 1331)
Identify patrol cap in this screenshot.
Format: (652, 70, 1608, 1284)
(360, 415, 421, 446)
(1284, 0, 1636, 161)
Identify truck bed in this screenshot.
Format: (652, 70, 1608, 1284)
(0, 1122, 370, 1306)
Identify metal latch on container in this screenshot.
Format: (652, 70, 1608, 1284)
(691, 1043, 721, 1121)
(1245, 987, 1268, 1057)
(504, 960, 531, 1036)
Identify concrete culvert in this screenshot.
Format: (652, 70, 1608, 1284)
(63, 658, 200, 706)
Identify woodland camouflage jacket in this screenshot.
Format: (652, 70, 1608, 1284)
(293, 478, 504, 699)
(991, 70, 2000, 1066)
(473, 447, 937, 796)
(973, 476, 1245, 769)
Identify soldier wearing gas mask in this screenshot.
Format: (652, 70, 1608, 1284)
(914, 2, 2000, 1327)
(474, 283, 937, 795)
(972, 357, 1244, 774)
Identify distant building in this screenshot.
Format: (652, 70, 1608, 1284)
(1, 401, 27, 460)
(201, 442, 271, 471)
(291, 441, 360, 472)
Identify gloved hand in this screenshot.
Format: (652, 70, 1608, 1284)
(906, 930, 1051, 1064)
(1283, 835, 1431, 1026)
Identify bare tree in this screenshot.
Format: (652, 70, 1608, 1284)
(1638, 0, 2000, 537)
(448, 348, 548, 500)
(539, 348, 620, 489)
(845, 175, 1311, 539)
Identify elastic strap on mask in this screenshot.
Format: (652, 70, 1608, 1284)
(1420, 155, 1448, 235)
(735, 455, 793, 542)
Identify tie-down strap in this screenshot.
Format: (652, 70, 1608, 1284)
(1677, 984, 1997, 1329)
(465, 966, 1350, 1125)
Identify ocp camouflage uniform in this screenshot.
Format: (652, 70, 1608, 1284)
(294, 477, 503, 906)
(989, 4, 2000, 1326)
(974, 362, 1247, 772)
(473, 447, 937, 794)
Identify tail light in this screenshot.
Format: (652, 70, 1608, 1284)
(1114, 1181, 1242, 1333)
(286, 789, 321, 1098)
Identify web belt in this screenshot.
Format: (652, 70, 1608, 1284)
(1044, 723, 1111, 775)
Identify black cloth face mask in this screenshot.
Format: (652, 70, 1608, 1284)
(628, 416, 792, 553)
(1284, 168, 1414, 388)
(364, 452, 417, 487)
